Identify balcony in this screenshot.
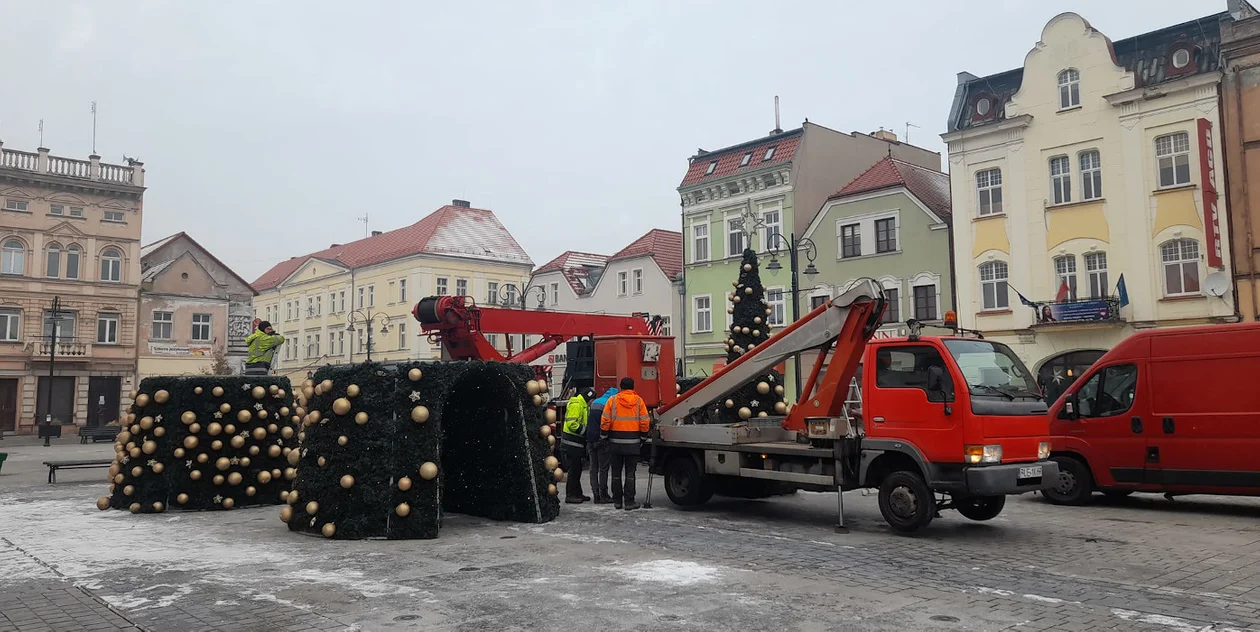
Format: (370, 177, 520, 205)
(0, 142, 144, 188)
(25, 337, 91, 357)
(1029, 296, 1122, 330)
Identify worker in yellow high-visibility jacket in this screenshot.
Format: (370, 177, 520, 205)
(560, 389, 595, 503)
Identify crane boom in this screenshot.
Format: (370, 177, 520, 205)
(655, 279, 884, 428)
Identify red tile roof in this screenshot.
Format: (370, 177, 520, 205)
(679, 129, 803, 187)
(829, 157, 952, 218)
(252, 204, 533, 291)
(609, 229, 683, 280)
(533, 251, 609, 296)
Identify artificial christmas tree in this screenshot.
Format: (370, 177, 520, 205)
(718, 248, 788, 423)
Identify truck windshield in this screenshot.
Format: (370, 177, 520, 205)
(943, 339, 1040, 399)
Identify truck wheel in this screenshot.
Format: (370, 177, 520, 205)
(878, 470, 934, 533)
(1043, 455, 1093, 506)
(955, 495, 1006, 521)
(664, 456, 713, 507)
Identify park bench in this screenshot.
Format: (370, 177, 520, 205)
(43, 460, 113, 483)
(79, 426, 120, 444)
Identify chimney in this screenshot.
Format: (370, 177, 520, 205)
(370, 231, 382, 237)
(330, 243, 342, 248)
(452, 199, 471, 208)
(771, 95, 783, 135)
(872, 129, 898, 143)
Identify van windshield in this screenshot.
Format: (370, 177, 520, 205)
(943, 339, 1040, 399)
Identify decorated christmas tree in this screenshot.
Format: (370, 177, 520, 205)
(719, 248, 788, 423)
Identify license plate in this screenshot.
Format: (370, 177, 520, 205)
(1019, 465, 1043, 478)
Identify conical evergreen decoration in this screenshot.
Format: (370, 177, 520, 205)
(719, 248, 788, 423)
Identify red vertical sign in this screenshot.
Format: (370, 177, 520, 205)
(1198, 118, 1223, 268)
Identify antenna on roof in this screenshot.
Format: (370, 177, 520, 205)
(357, 214, 369, 238)
(905, 121, 920, 144)
(772, 96, 782, 135)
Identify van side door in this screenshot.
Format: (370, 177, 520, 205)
(1064, 362, 1147, 489)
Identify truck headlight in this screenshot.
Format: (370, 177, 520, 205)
(1038, 441, 1051, 460)
(964, 444, 1002, 464)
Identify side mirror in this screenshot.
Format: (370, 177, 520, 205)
(926, 365, 954, 404)
(1060, 393, 1080, 420)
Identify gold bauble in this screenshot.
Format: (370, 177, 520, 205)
(340, 474, 355, 489)
(298, 431, 305, 442)
(240, 456, 251, 468)
(544, 408, 557, 423)
(245, 485, 257, 497)
(211, 440, 223, 451)
(318, 456, 327, 467)
(307, 410, 321, 424)
(346, 384, 360, 398)
(151, 501, 164, 513)
(553, 468, 565, 482)
(152, 462, 165, 474)
(130, 424, 140, 434)
(184, 436, 199, 449)
(212, 386, 224, 397)
(213, 474, 225, 485)
(419, 461, 439, 480)
(538, 380, 548, 393)
(398, 477, 413, 491)
(224, 424, 236, 434)
(287, 450, 301, 466)
(108, 463, 120, 478)
(738, 407, 752, 420)
(733, 295, 742, 303)
(408, 368, 424, 382)
(181, 411, 197, 425)
(284, 467, 296, 481)
(230, 435, 246, 449)
(194, 386, 204, 395)
(96, 497, 111, 511)
(282, 425, 296, 438)
(279, 406, 290, 417)
(129, 447, 142, 458)
(774, 401, 787, 414)
(544, 456, 559, 470)
(252, 386, 266, 400)
(139, 416, 154, 431)
(190, 470, 202, 481)
(135, 393, 150, 407)
(526, 380, 540, 395)
(272, 468, 282, 479)
(302, 386, 315, 401)
(547, 435, 555, 446)
(411, 406, 430, 423)
(216, 457, 231, 471)
(257, 470, 273, 484)
(743, 263, 753, 271)
(249, 445, 260, 456)
(758, 411, 768, 417)
(237, 409, 252, 423)
(153, 426, 166, 438)
(724, 399, 735, 408)
(154, 389, 170, 404)
(197, 453, 210, 464)
(258, 410, 268, 420)
(320, 379, 333, 393)
(540, 425, 552, 437)
(531, 394, 543, 406)
(142, 440, 157, 455)
(131, 466, 143, 477)
(752, 330, 760, 337)
(114, 473, 125, 485)
(756, 381, 770, 395)
(280, 506, 293, 523)
(395, 503, 411, 517)
(336, 436, 348, 447)
(123, 484, 135, 496)
(129, 503, 141, 514)
(744, 287, 753, 295)
(267, 423, 278, 434)
(774, 385, 785, 395)
(332, 398, 351, 415)
(208, 422, 222, 436)
(269, 384, 280, 395)
(547, 484, 558, 496)
(220, 403, 232, 414)
(228, 472, 243, 486)
(222, 497, 235, 510)
(305, 501, 319, 515)
(281, 490, 290, 503)
(130, 390, 139, 400)
(269, 445, 282, 458)
(322, 523, 336, 538)
(118, 430, 132, 444)
(288, 490, 300, 505)
(176, 493, 189, 505)
(189, 423, 202, 434)
(252, 427, 267, 441)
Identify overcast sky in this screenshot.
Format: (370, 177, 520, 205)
(0, 0, 1222, 282)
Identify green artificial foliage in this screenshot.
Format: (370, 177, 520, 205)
(103, 376, 297, 514)
(718, 248, 787, 423)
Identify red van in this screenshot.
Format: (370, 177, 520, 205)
(1044, 323, 1260, 505)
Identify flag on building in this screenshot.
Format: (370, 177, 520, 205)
(1117, 274, 1130, 308)
(1054, 280, 1071, 303)
(1011, 286, 1037, 309)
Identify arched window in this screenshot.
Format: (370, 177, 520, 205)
(979, 261, 1009, 310)
(1, 239, 24, 275)
(1160, 239, 1200, 296)
(45, 242, 61, 278)
(1037, 349, 1107, 404)
(100, 248, 122, 283)
(65, 245, 81, 280)
(1084, 251, 1108, 298)
(1053, 255, 1078, 300)
(1058, 69, 1080, 109)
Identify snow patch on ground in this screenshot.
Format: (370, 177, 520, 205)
(0, 546, 60, 583)
(101, 584, 196, 611)
(1110, 609, 1245, 632)
(974, 587, 1014, 597)
(281, 568, 422, 598)
(608, 560, 724, 586)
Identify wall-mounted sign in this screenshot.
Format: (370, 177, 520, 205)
(1034, 300, 1117, 324)
(1198, 118, 1223, 268)
(149, 343, 213, 356)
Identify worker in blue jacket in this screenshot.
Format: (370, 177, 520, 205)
(586, 387, 618, 504)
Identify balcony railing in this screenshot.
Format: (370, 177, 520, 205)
(24, 337, 91, 357)
(0, 141, 144, 187)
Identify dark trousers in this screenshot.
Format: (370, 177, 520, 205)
(610, 450, 638, 505)
(588, 441, 611, 499)
(562, 445, 586, 499)
(243, 362, 270, 376)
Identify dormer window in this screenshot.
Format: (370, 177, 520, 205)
(1058, 69, 1080, 109)
(976, 97, 991, 116)
(1172, 48, 1190, 69)
(1167, 42, 1199, 76)
(705, 160, 718, 175)
(740, 152, 752, 167)
(763, 146, 777, 161)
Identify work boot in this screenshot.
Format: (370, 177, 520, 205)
(565, 497, 585, 504)
(614, 501, 623, 509)
(595, 496, 614, 504)
(580, 494, 592, 502)
(623, 502, 640, 511)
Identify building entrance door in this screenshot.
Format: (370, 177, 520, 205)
(0, 379, 17, 432)
(86, 377, 121, 427)
(35, 376, 76, 424)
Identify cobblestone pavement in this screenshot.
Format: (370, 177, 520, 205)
(3, 441, 1260, 630)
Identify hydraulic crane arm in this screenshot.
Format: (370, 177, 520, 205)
(655, 279, 884, 429)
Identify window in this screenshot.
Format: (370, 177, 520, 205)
(913, 285, 937, 320)
(152, 311, 173, 339)
(399, 278, 408, 302)
(705, 161, 717, 175)
(43, 312, 76, 340)
(979, 261, 1009, 310)
(811, 295, 829, 310)
(398, 322, 407, 350)
(693, 296, 712, 333)
(50, 204, 64, 216)
(1057, 69, 1080, 109)
(65, 246, 80, 280)
(367, 285, 374, 307)
(727, 218, 745, 256)
(70, 206, 84, 218)
(740, 152, 752, 167)
(761, 208, 781, 250)
(96, 313, 119, 344)
(2, 240, 25, 275)
(1075, 364, 1138, 418)
(617, 271, 628, 296)
(692, 223, 709, 262)
(436, 277, 448, 296)
(337, 331, 345, 356)
(1054, 255, 1078, 300)
(487, 282, 499, 304)
(659, 316, 672, 336)
(882, 288, 901, 324)
(456, 278, 467, 297)
(0, 309, 20, 341)
(766, 288, 785, 326)
(976, 169, 1003, 216)
(1155, 132, 1191, 188)
(357, 287, 364, 308)
(338, 291, 346, 312)
(45, 243, 61, 278)
(975, 97, 991, 116)
(103, 211, 125, 222)
(305, 335, 313, 359)
(1085, 252, 1108, 299)
(357, 329, 366, 352)
(1080, 150, 1102, 200)
(763, 146, 777, 161)
(549, 282, 558, 305)
(486, 334, 499, 348)
(286, 301, 294, 320)
(306, 297, 314, 316)
(1172, 48, 1191, 69)
(191, 313, 211, 341)
(100, 248, 122, 282)
(874, 345, 955, 402)
(875, 218, 897, 253)
(504, 285, 517, 306)
(763, 174, 776, 189)
(632, 269, 643, 294)
(329, 292, 337, 313)
(1050, 155, 1072, 205)
(1161, 239, 1200, 296)
(840, 224, 861, 258)
(726, 182, 740, 196)
(4, 199, 28, 212)
(314, 333, 321, 357)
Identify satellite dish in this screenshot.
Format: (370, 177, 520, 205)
(1204, 272, 1229, 297)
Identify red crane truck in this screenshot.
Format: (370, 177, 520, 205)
(651, 279, 1058, 533)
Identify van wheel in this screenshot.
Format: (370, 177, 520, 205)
(664, 456, 713, 507)
(1043, 455, 1093, 506)
(878, 470, 934, 533)
(955, 495, 1006, 521)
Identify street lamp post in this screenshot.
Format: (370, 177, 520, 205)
(41, 295, 72, 447)
(497, 282, 547, 358)
(346, 308, 390, 362)
(765, 233, 820, 400)
(675, 272, 686, 377)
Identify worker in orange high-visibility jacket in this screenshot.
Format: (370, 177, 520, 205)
(600, 377, 651, 510)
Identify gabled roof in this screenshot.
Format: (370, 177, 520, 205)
(140, 259, 176, 283)
(140, 234, 180, 259)
(141, 231, 257, 295)
(609, 229, 683, 280)
(828, 157, 951, 218)
(252, 204, 534, 292)
(679, 129, 803, 188)
(533, 251, 608, 296)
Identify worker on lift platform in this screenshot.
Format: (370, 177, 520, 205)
(600, 377, 651, 510)
(560, 389, 594, 503)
